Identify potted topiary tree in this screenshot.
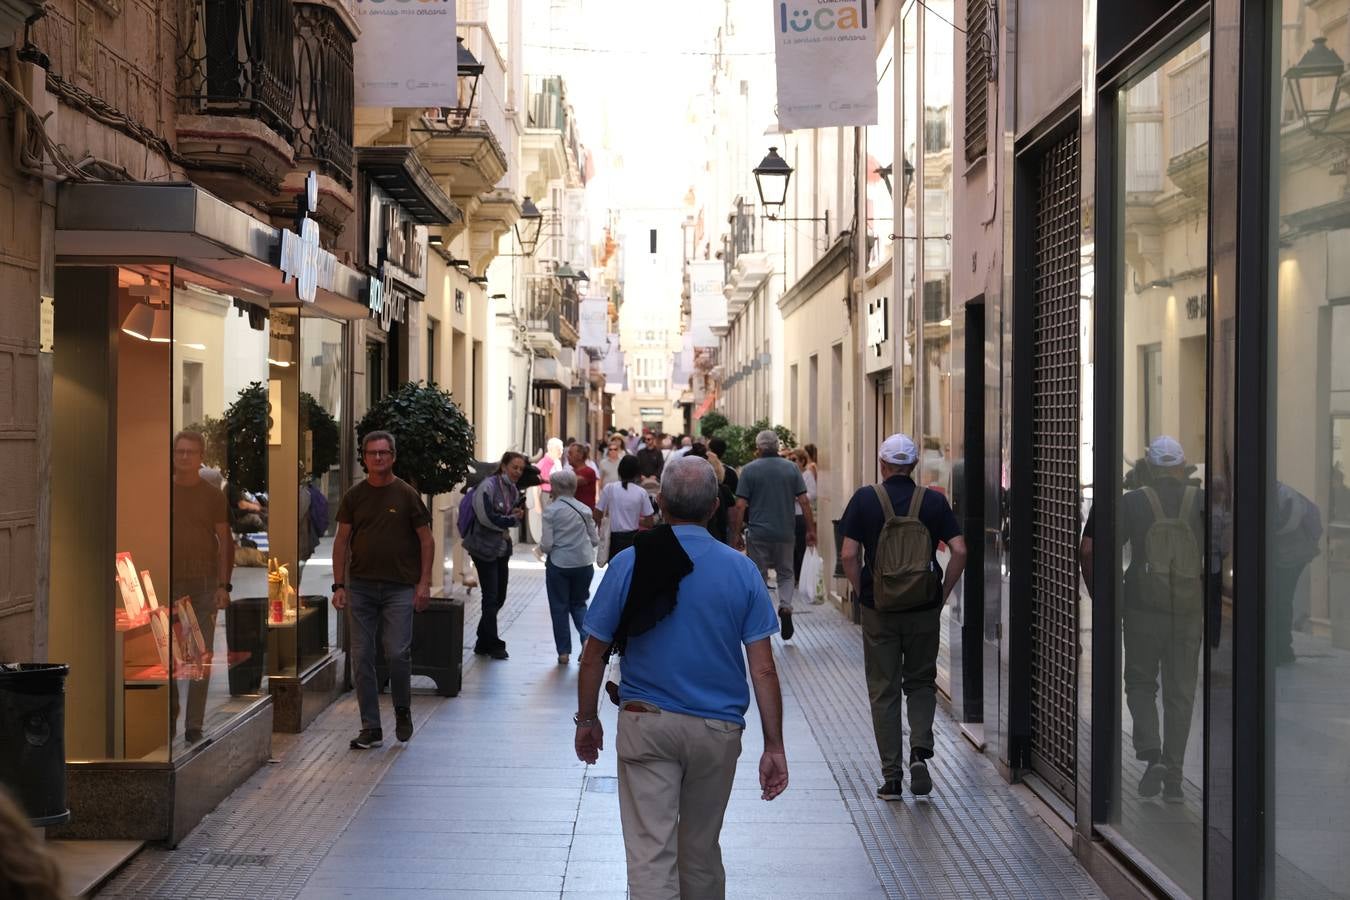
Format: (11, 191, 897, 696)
(354, 381, 475, 697)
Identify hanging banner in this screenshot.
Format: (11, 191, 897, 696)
(355, 1, 457, 108)
(688, 261, 726, 349)
(602, 336, 626, 383)
(578, 297, 609, 350)
(773, 0, 877, 130)
(671, 333, 695, 388)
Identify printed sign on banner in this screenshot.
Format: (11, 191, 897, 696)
(688, 261, 725, 349)
(773, 0, 877, 130)
(578, 297, 608, 349)
(355, 1, 457, 108)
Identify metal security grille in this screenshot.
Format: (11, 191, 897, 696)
(1028, 130, 1080, 798)
(965, 0, 990, 163)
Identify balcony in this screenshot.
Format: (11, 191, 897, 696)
(177, 0, 298, 202)
(413, 22, 510, 197)
(522, 75, 583, 197)
(524, 277, 579, 356)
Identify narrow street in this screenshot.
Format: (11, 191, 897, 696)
(94, 550, 1101, 900)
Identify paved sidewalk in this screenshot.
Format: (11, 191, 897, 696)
(97, 548, 1103, 899)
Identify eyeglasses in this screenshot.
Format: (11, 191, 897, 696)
(364, 449, 394, 458)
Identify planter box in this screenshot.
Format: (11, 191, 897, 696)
(365, 596, 464, 698)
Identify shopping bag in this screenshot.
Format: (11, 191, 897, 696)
(797, 546, 823, 606)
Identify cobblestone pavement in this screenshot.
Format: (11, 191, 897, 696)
(97, 548, 1104, 899)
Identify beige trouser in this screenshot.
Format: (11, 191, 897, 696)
(616, 702, 744, 900)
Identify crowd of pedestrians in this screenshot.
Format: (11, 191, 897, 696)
(328, 423, 968, 898)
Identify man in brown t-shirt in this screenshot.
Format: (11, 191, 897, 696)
(332, 431, 433, 749)
(170, 430, 233, 743)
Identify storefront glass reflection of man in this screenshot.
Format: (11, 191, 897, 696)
(1081, 436, 1204, 804)
(170, 429, 234, 743)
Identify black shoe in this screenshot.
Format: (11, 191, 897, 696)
(1138, 762, 1167, 798)
(184, 729, 203, 744)
(1162, 779, 1184, 804)
(350, 728, 383, 750)
(779, 608, 794, 641)
(488, 645, 509, 660)
(909, 760, 933, 796)
(395, 707, 413, 743)
(876, 779, 904, 801)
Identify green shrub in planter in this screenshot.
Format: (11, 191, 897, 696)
(356, 381, 474, 495)
(698, 411, 729, 438)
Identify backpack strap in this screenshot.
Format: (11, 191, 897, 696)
(907, 485, 926, 519)
(872, 483, 896, 520)
(1179, 485, 1199, 522)
(1141, 486, 1166, 521)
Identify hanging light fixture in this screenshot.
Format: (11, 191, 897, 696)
(515, 196, 544, 257)
(752, 146, 793, 211)
(149, 307, 172, 343)
(1286, 37, 1347, 134)
(445, 37, 484, 131)
(121, 303, 155, 341)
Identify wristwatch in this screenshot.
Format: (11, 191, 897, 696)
(573, 712, 598, 727)
(331, 582, 346, 592)
(218, 582, 233, 591)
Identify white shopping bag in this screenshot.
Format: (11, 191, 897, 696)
(797, 546, 823, 606)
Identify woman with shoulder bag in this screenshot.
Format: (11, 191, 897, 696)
(540, 469, 599, 664)
(463, 452, 526, 659)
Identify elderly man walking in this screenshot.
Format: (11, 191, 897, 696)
(728, 430, 816, 640)
(575, 456, 789, 900)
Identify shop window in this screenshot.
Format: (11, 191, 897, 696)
(1103, 30, 1210, 898)
(1267, 6, 1350, 891)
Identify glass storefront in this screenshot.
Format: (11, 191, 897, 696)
(1267, 3, 1350, 894)
(49, 264, 348, 764)
(1109, 29, 1211, 898)
(900, 3, 919, 431)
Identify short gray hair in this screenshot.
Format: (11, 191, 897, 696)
(362, 430, 396, 455)
(754, 429, 779, 453)
(660, 456, 718, 521)
(549, 469, 578, 496)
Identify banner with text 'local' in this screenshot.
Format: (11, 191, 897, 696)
(688, 261, 726, 349)
(773, 0, 877, 129)
(355, 0, 457, 108)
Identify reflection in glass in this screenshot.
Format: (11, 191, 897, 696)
(172, 278, 271, 750)
(1107, 31, 1210, 898)
(1268, 4, 1350, 895)
(866, 30, 895, 269)
(900, 6, 918, 429)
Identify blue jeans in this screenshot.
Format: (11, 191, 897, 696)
(544, 561, 592, 655)
(347, 579, 414, 730)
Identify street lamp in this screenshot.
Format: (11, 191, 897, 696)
(1286, 37, 1347, 134)
(514, 196, 544, 257)
(555, 261, 579, 282)
(752, 146, 792, 211)
(751, 146, 830, 239)
(445, 37, 484, 131)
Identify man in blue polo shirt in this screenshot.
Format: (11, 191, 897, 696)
(840, 433, 966, 801)
(574, 456, 788, 900)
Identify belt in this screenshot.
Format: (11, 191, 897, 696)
(621, 701, 661, 714)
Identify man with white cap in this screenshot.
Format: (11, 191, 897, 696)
(839, 433, 965, 799)
(729, 430, 817, 639)
(1080, 435, 1204, 804)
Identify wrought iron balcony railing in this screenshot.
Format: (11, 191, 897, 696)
(525, 278, 579, 347)
(180, 0, 297, 141)
(293, 2, 355, 188)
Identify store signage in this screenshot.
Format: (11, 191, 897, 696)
(640, 407, 665, 418)
(1185, 293, 1207, 321)
(354, 0, 457, 107)
(366, 182, 429, 296)
(689, 260, 726, 348)
(279, 172, 338, 304)
(867, 295, 888, 355)
(367, 266, 410, 329)
(578, 297, 608, 349)
(773, 0, 877, 129)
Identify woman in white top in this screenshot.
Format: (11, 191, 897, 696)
(789, 447, 818, 583)
(539, 469, 599, 664)
(597, 434, 627, 487)
(595, 455, 655, 560)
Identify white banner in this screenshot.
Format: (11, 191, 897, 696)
(671, 333, 695, 388)
(355, 2, 457, 108)
(578, 297, 609, 350)
(688, 261, 726, 349)
(773, 0, 877, 130)
(602, 336, 625, 382)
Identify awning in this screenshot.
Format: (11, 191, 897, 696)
(55, 182, 372, 320)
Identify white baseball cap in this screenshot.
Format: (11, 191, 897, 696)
(879, 433, 918, 466)
(1146, 435, 1186, 468)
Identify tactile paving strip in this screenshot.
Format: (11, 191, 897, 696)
(95, 557, 548, 900)
(775, 607, 1105, 900)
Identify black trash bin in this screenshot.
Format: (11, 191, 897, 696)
(0, 663, 71, 827)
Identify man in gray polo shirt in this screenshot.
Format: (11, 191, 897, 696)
(729, 430, 816, 640)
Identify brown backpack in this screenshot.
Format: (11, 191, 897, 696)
(870, 484, 938, 612)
